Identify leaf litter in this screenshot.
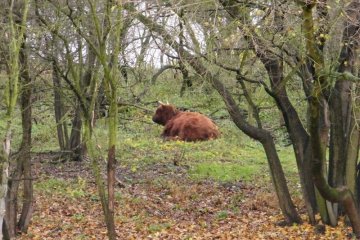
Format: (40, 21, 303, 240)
(18, 153, 352, 239)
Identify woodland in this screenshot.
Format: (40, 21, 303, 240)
(1, 0, 360, 239)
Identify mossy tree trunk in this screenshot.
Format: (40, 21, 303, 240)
(178, 9, 192, 97)
(5, 38, 34, 238)
(1, 0, 30, 238)
(328, 1, 360, 221)
(301, 1, 360, 236)
(16, 39, 34, 233)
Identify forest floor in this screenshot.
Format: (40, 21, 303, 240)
(17, 153, 353, 240)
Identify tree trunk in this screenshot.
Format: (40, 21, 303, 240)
(69, 104, 83, 161)
(328, 80, 352, 222)
(262, 135, 302, 223)
(325, 0, 360, 224)
(1, 9, 24, 236)
(5, 38, 34, 238)
(17, 40, 33, 233)
(52, 58, 69, 151)
(346, 96, 360, 203)
(302, 1, 360, 235)
(310, 93, 360, 236)
(261, 55, 317, 223)
(105, 97, 117, 239)
(84, 120, 115, 239)
(5, 153, 22, 238)
(179, 9, 192, 97)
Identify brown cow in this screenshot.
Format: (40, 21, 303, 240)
(152, 102, 220, 141)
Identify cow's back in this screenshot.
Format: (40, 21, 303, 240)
(163, 112, 219, 141)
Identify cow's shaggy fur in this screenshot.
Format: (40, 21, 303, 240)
(152, 103, 220, 141)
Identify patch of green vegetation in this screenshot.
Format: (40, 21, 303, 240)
(216, 210, 229, 220)
(189, 162, 260, 182)
(115, 192, 123, 202)
(74, 234, 89, 240)
(35, 177, 87, 198)
(35, 178, 68, 193)
(72, 213, 85, 221)
(148, 222, 172, 233)
(31, 122, 59, 151)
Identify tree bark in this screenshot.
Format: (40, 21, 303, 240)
(69, 104, 83, 160)
(5, 39, 34, 238)
(17, 41, 33, 232)
(0, 1, 31, 239)
(302, 1, 360, 235)
(179, 9, 192, 97)
(329, 0, 360, 213)
(52, 58, 69, 151)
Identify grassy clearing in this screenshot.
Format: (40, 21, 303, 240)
(20, 76, 299, 190)
(88, 116, 296, 189)
(28, 110, 298, 189)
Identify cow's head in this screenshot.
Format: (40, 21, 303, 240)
(152, 102, 178, 125)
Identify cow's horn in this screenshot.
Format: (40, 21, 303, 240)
(158, 101, 165, 105)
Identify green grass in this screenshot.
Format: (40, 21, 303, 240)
(216, 210, 229, 220)
(189, 162, 261, 182)
(35, 177, 88, 198)
(29, 107, 298, 187)
(2, 73, 299, 191)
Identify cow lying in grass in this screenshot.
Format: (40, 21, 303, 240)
(152, 102, 220, 141)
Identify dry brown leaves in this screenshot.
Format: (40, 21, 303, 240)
(17, 155, 352, 240)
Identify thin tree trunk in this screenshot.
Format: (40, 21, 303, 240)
(5, 164, 21, 238)
(17, 39, 33, 233)
(69, 104, 83, 160)
(1, 18, 25, 233)
(105, 97, 117, 239)
(0, 124, 12, 239)
(302, 2, 360, 235)
(329, 81, 352, 188)
(346, 99, 360, 202)
(179, 9, 191, 97)
(52, 59, 69, 151)
(17, 155, 33, 233)
(262, 136, 302, 223)
(5, 37, 34, 238)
